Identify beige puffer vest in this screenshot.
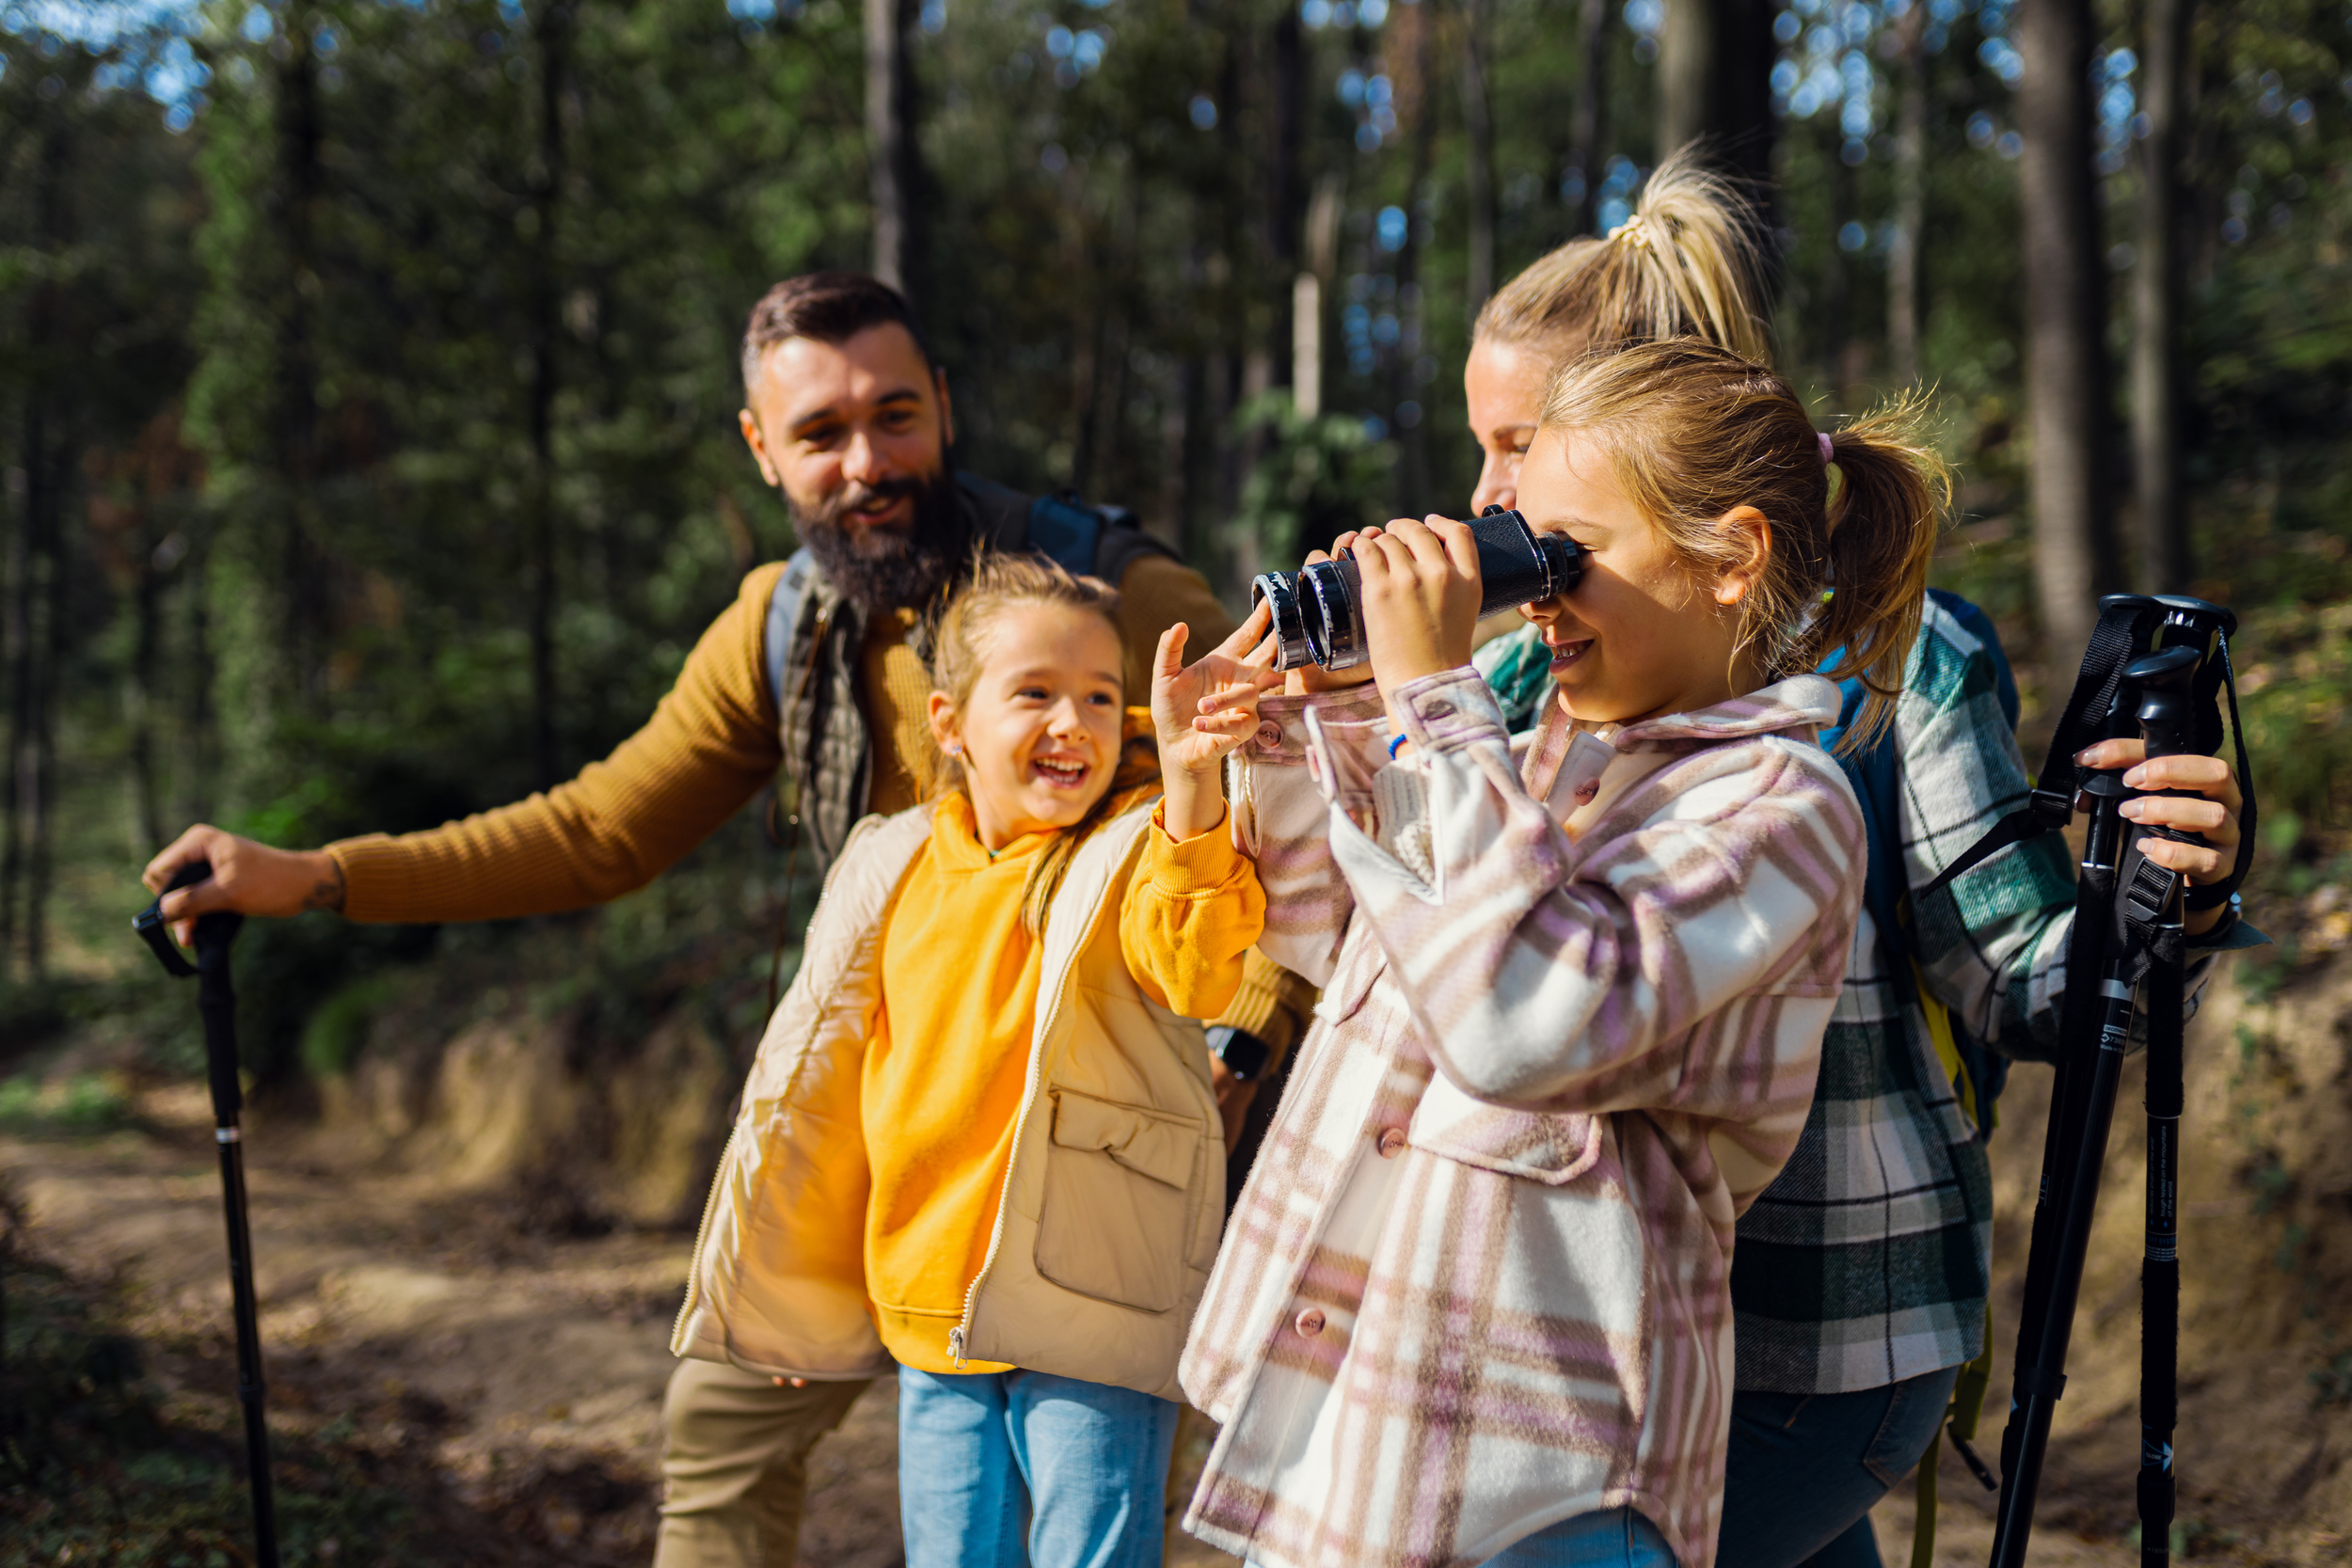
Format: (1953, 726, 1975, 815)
(671, 798, 1225, 1401)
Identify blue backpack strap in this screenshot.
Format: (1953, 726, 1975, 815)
(764, 548, 818, 725)
(1820, 684, 1910, 1000)
(1026, 492, 1106, 578)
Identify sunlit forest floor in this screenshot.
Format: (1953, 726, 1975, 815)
(11, 931, 2352, 1565)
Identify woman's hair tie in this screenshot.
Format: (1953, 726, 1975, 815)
(1607, 213, 1651, 250)
(1818, 431, 1836, 467)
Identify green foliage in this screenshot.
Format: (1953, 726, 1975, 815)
(9, 0, 2352, 1073)
(0, 1071, 134, 1133)
(299, 972, 398, 1079)
(1230, 391, 1396, 566)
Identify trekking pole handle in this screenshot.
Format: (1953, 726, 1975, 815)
(2131, 647, 2202, 773)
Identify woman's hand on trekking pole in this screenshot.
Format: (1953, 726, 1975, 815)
(1153, 607, 1285, 841)
(2079, 737, 2244, 939)
(142, 826, 346, 947)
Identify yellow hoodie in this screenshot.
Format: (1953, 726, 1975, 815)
(862, 790, 1263, 1373)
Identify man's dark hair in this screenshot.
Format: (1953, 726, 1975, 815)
(739, 272, 936, 394)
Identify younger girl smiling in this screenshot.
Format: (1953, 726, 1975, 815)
(676, 551, 1277, 1568)
(1179, 340, 1947, 1568)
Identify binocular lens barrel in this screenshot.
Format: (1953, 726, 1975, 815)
(1249, 508, 1585, 673)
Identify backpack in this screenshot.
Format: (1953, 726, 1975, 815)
(1818, 587, 2022, 1138)
(761, 472, 1169, 725)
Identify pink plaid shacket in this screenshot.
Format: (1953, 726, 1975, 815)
(1180, 668, 1863, 1568)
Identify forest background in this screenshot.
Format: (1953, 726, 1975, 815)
(9, 0, 2352, 1557)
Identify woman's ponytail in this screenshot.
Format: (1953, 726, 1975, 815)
(1811, 403, 1949, 750)
(1475, 144, 1773, 361)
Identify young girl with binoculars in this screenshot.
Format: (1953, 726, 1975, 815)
(1175, 340, 1949, 1568)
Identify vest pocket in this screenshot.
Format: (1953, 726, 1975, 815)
(1034, 1086, 1200, 1313)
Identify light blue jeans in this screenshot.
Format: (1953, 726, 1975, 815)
(897, 1364, 1180, 1568)
(1484, 1507, 1679, 1567)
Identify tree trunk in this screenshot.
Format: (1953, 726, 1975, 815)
(1887, 1, 1928, 386)
(2, 425, 31, 977)
(2133, 0, 2193, 593)
(25, 436, 61, 978)
(2018, 0, 2119, 667)
(130, 505, 166, 853)
(3, 114, 69, 978)
(528, 0, 571, 792)
(277, 30, 323, 706)
(1459, 0, 1496, 317)
(866, 0, 923, 299)
(1822, 135, 1855, 396)
(1658, 0, 1777, 183)
(1569, 0, 1611, 234)
(1658, 0, 1712, 160)
(1391, 1, 1436, 519)
(1268, 3, 1306, 385)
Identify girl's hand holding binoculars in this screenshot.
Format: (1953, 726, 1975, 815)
(1355, 515, 1485, 699)
(1276, 531, 1384, 696)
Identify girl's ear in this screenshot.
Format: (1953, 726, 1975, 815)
(926, 691, 961, 760)
(1711, 504, 1772, 607)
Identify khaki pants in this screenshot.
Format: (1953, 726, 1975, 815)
(653, 1359, 874, 1568)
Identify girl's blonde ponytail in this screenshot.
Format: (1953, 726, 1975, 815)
(1475, 145, 1773, 362)
(1811, 404, 1949, 749)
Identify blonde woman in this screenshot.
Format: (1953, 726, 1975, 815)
(1449, 154, 2254, 1568)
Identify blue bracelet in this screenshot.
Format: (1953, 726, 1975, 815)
(1389, 733, 1408, 760)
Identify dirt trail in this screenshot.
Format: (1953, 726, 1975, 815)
(4, 1082, 901, 1566)
(20, 942, 2352, 1565)
(11, 1086, 2106, 1568)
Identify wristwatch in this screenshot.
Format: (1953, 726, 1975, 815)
(1205, 1025, 1272, 1083)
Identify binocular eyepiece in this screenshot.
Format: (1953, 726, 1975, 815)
(1249, 506, 1587, 672)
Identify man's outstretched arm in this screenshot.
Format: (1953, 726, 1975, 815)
(146, 564, 790, 942)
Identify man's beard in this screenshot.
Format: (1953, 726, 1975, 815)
(793, 468, 971, 616)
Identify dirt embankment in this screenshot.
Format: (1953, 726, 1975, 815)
(9, 943, 2351, 1564)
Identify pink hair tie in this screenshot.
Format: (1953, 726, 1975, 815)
(1818, 432, 1836, 467)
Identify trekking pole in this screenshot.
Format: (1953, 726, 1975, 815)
(133, 863, 279, 1568)
(1921, 596, 2252, 1568)
(2126, 636, 2217, 1568)
(1986, 662, 2147, 1568)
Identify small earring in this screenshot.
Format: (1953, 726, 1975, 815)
(946, 741, 961, 756)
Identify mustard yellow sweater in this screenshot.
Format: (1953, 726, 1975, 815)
(865, 792, 1263, 1374)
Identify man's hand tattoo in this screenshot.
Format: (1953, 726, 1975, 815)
(304, 859, 348, 914)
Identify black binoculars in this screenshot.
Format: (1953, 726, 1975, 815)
(1249, 506, 1587, 672)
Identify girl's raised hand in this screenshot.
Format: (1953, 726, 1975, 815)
(1153, 610, 1285, 839)
(1355, 515, 1485, 696)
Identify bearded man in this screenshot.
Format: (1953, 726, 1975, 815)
(144, 271, 1308, 1567)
